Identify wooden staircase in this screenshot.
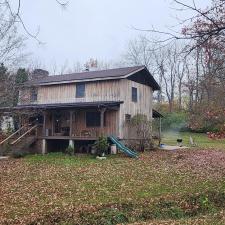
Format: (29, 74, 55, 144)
(0, 124, 39, 155)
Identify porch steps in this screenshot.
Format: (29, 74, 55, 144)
(12, 136, 37, 151)
(0, 124, 38, 155)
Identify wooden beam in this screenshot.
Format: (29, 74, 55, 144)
(51, 111, 54, 136)
(42, 139, 47, 154)
(43, 112, 46, 136)
(159, 117, 162, 146)
(69, 111, 73, 137)
(18, 115, 22, 136)
(0, 125, 26, 145)
(11, 124, 38, 145)
(100, 108, 106, 128)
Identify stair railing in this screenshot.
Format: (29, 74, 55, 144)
(0, 125, 27, 145)
(11, 124, 38, 145)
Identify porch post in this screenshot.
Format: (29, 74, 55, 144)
(69, 139, 74, 149)
(100, 108, 106, 136)
(69, 111, 73, 137)
(51, 111, 54, 136)
(100, 108, 106, 128)
(18, 114, 22, 135)
(159, 117, 162, 146)
(42, 111, 46, 136)
(42, 139, 47, 154)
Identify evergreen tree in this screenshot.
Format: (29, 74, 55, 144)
(0, 63, 9, 107)
(13, 68, 28, 106)
(15, 68, 28, 84)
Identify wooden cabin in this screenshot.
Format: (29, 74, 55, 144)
(1, 66, 160, 153)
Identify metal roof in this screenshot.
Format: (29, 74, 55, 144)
(22, 66, 160, 90)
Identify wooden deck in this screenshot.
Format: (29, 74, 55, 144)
(42, 136, 98, 141)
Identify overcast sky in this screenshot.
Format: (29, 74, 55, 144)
(19, 0, 210, 73)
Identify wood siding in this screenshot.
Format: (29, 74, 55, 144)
(18, 78, 153, 139)
(19, 80, 121, 105)
(118, 79, 153, 139)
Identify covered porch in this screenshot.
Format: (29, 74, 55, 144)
(0, 101, 122, 154)
(15, 101, 122, 139)
(42, 106, 120, 140)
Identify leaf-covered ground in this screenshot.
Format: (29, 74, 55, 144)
(0, 149, 225, 224)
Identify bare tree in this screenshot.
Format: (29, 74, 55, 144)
(155, 43, 186, 112)
(123, 35, 157, 74)
(123, 36, 189, 110)
(0, 0, 69, 42)
(0, 6, 26, 66)
(136, 1, 225, 53)
(176, 54, 187, 110)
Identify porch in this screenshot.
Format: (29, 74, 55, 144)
(0, 101, 122, 154)
(13, 101, 122, 141)
(42, 108, 119, 140)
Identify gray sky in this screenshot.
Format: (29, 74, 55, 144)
(19, 0, 210, 73)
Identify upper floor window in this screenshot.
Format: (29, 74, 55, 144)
(31, 88, 38, 102)
(76, 83, 85, 98)
(132, 87, 137, 102)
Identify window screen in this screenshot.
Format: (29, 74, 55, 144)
(31, 88, 38, 102)
(86, 112, 101, 127)
(76, 83, 85, 98)
(132, 87, 137, 102)
(125, 114, 131, 122)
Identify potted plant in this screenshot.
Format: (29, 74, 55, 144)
(93, 136, 109, 157)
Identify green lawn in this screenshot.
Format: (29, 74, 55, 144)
(0, 149, 225, 224)
(161, 131, 225, 149)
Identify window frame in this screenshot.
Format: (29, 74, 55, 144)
(125, 114, 131, 123)
(30, 88, 38, 102)
(86, 111, 107, 127)
(76, 83, 85, 98)
(132, 87, 137, 102)
(86, 111, 101, 127)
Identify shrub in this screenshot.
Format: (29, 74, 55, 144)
(161, 112, 187, 132)
(11, 150, 27, 158)
(93, 136, 109, 156)
(188, 105, 225, 135)
(0, 142, 11, 156)
(65, 145, 74, 156)
(127, 114, 153, 151)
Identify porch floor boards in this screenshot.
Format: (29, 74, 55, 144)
(42, 136, 98, 141)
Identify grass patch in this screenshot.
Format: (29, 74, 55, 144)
(162, 131, 225, 149)
(30, 191, 225, 225)
(0, 150, 224, 224)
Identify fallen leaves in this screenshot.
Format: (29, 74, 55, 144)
(0, 149, 224, 224)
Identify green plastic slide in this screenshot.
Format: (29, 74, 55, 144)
(109, 136, 138, 158)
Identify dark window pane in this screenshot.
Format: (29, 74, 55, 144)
(125, 114, 131, 122)
(86, 112, 101, 127)
(31, 88, 38, 102)
(132, 87, 137, 102)
(76, 83, 85, 98)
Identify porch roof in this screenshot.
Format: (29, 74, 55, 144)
(0, 101, 123, 111)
